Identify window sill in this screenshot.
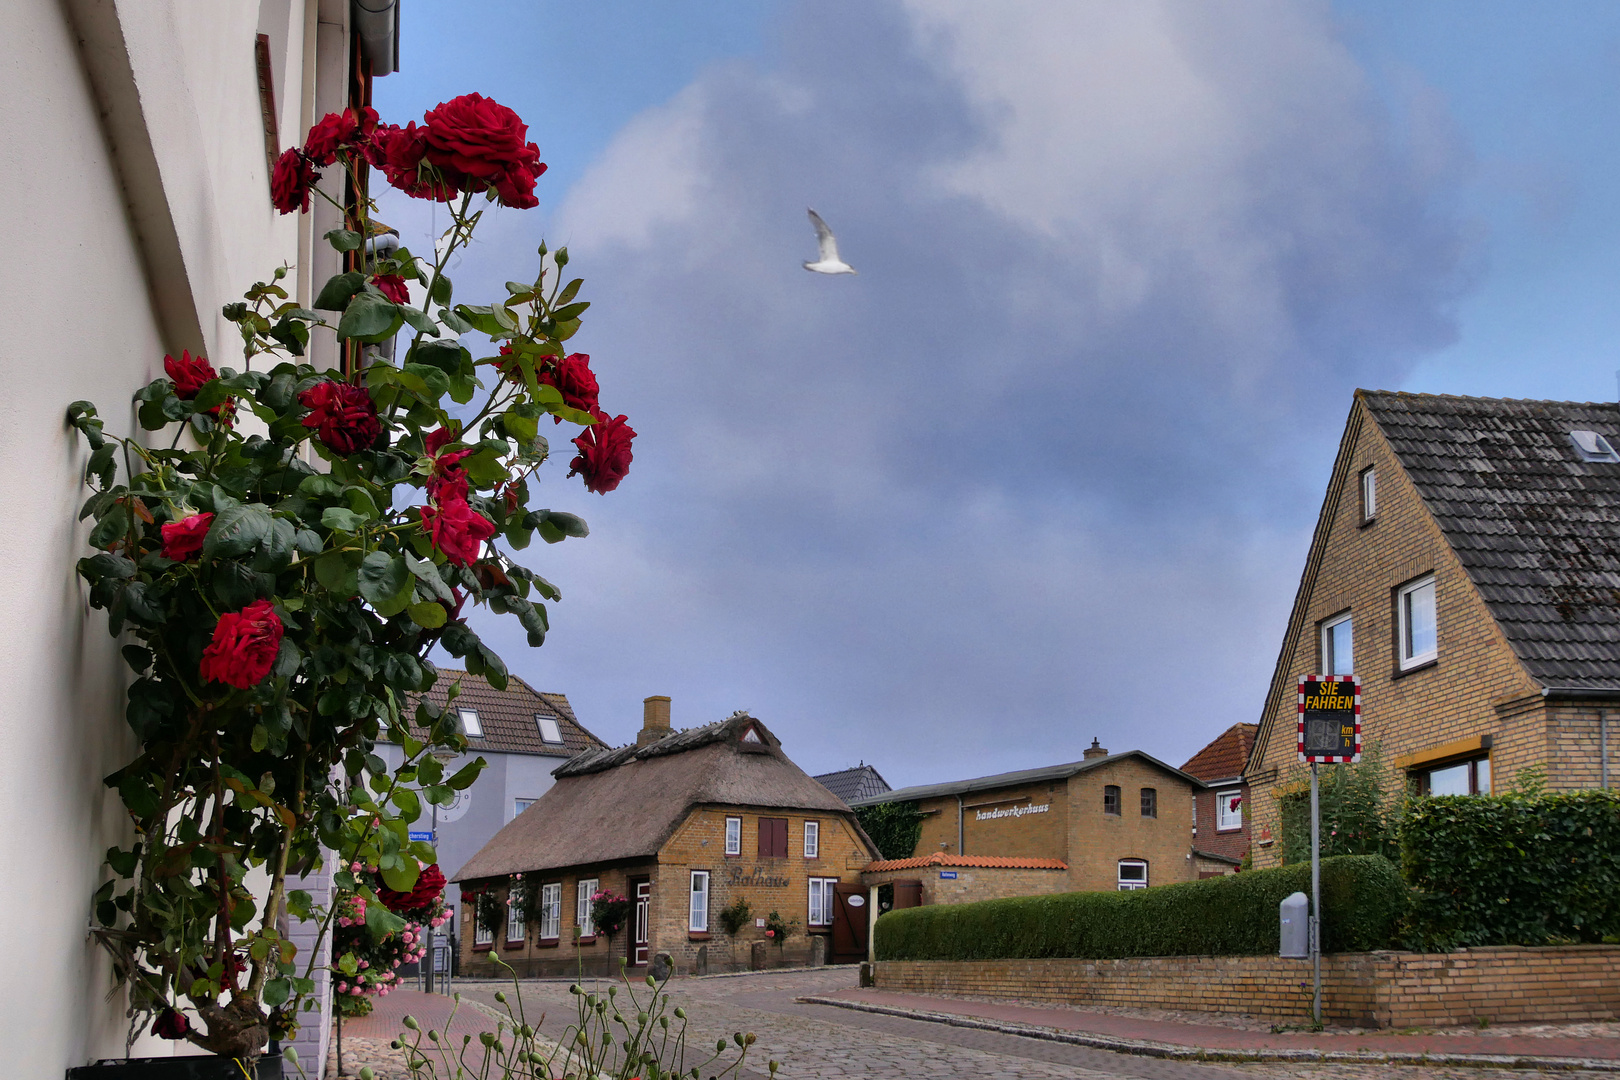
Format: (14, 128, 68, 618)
(687, 931, 711, 941)
(576, 934, 597, 945)
(536, 937, 560, 949)
(503, 940, 526, 951)
(473, 943, 493, 953)
(724, 853, 741, 858)
(1393, 658, 1438, 680)
(1216, 826, 1242, 834)
(1359, 516, 1377, 529)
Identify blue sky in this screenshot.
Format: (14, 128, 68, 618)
(373, 2, 1620, 787)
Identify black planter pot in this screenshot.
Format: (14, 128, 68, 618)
(67, 1054, 283, 1080)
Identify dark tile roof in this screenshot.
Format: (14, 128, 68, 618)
(451, 713, 876, 881)
(813, 764, 892, 803)
(407, 669, 607, 758)
(1362, 392, 1620, 691)
(848, 750, 1205, 807)
(1180, 724, 1257, 783)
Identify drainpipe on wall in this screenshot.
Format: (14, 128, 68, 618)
(957, 794, 964, 855)
(1603, 710, 1609, 790)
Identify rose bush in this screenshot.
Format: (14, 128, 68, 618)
(71, 95, 632, 1062)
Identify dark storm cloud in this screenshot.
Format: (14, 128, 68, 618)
(399, 0, 1471, 784)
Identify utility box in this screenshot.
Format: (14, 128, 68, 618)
(1279, 891, 1309, 958)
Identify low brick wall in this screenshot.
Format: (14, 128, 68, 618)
(875, 945, 1620, 1028)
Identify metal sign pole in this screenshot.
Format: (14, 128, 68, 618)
(1310, 761, 1322, 1026)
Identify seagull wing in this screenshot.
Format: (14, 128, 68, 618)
(807, 208, 841, 263)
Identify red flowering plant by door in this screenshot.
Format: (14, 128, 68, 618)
(68, 95, 633, 1061)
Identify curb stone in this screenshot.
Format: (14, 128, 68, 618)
(795, 996, 1620, 1072)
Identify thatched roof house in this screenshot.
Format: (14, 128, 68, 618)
(451, 699, 880, 977)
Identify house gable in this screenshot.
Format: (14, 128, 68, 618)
(1245, 393, 1543, 867)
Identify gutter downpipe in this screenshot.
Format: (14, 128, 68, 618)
(957, 794, 964, 855)
(353, 0, 400, 76)
(1603, 710, 1609, 790)
(1540, 688, 1620, 789)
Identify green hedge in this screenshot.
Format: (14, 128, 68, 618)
(1400, 789, 1620, 948)
(875, 855, 1403, 961)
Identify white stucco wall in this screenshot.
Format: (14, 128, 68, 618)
(0, 1, 348, 1073)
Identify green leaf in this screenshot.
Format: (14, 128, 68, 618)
(439, 306, 474, 335)
(87, 503, 131, 549)
(430, 274, 453, 307)
(320, 506, 365, 533)
(336, 292, 404, 343)
(202, 504, 272, 559)
(358, 553, 409, 608)
(400, 306, 440, 337)
(450, 304, 509, 338)
(391, 786, 422, 821)
(446, 759, 485, 790)
(298, 474, 343, 499)
(407, 602, 448, 628)
(556, 278, 583, 306)
(324, 228, 363, 253)
(553, 301, 589, 322)
(405, 553, 454, 601)
(313, 550, 359, 595)
(377, 862, 420, 897)
(313, 271, 366, 311)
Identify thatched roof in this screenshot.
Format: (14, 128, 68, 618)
(451, 712, 870, 882)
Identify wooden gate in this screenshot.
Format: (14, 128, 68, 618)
(829, 883, 868, 964)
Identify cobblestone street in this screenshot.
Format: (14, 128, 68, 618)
(429, 968, 1614, 1080)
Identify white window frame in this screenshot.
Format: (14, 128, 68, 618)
(1360, 466, 1377, 521)
(808, 877, 837, 926)
(539, 882, 561, 940)
(689, 871, 709, 932)
(507, 890, 526, 943)
(513, 797, 535, 819)
(1321, 611, 1353, 677)
(1397, 574, 1438, 670)
(804, 819, 819, 858)
(724, 816, 741, 856)
(1216, 789, 1242, 832)
(577, 877, 598, 937)
(458, 707, 483, 738)
(536, 713, 563, 744)
(1117, 859, 1149, 891)
(473, 902, 493, 945)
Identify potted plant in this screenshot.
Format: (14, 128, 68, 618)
(68, 92, 633, 1076)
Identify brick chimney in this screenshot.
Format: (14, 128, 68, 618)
(637, 695, 672, 747)
(1083, 737, 1108, 760)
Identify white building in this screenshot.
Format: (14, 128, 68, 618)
(0, 2, 395, 1073)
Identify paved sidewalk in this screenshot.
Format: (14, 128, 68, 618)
(802, 989, 1620, 1068)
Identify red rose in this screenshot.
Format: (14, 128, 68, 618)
(270, 148, 316, 214)
(537, 353, 601, 421)
(373, 274, 412, 305)
(299, 380, 381, 456)
(303, 106, 378, 167)
(372, 122, 458, 202)
(164, 350, 217, 399)
(423, 427, 456, 456)
(568, 412, 636, 494)
(379, 864, 447, 913)
(426, 451, 473, 504)
(161, 512, 214, 562)
(419, 498, 497, 566)
(152, 1007, 189, 1040)
(420, 94, 546, 209)
(199, 599, 283, 689)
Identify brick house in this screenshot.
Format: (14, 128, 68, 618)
(850, 739, 1203, 896)
(1181, 723, 1256, 876)
(451, 700, 880, 976)
(1246, 392, 1620, 867)
(376, 669, 607, 936)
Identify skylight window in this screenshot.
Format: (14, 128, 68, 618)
(1569, 430, 1620, 463)
(457, 708, 482, 738)
(536, 714, 563, 744)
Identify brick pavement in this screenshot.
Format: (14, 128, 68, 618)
(317, 969, 1620, 1080)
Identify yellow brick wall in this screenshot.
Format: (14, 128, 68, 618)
(862, 865, 1069, 904)
(876, 945, 1620, 1028)
(1248, 401, 1548, 869)
(1064, 758, 1197, 891)
(459, 864, 650, 979)
(913, 780, 1071, 861)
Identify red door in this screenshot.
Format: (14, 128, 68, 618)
(631, 880, 651, 966)
(830, 883, 869, 964)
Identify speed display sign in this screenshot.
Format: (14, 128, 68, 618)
(1296, 675, 1361, 763)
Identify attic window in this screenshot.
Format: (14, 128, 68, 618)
(458, 708, 483, 738)
(1569, 430, 1620, 463)
(536, 714, 563, 744)
(741, 726, 763, 743)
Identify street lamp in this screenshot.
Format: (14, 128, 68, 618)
(424, 746, 459, 994)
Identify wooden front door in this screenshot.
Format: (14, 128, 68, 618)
(829, 883, 869, 964)
(631, 879, 651, 966)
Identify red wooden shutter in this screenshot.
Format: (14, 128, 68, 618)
(758, 817, 788, 858)
(776, 818, 789, 857)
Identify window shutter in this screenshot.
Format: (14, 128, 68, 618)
(776, 818, 788, 857)
(758, 817, 771, 858)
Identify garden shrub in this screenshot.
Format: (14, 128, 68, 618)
(875, 854, 1403, 961)
(1278, 745, 1401, 865)
(857, 800, 925, 860)
(1400, 789, 1620, 948)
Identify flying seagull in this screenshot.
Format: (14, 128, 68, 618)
(803, 208, 856, 275)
